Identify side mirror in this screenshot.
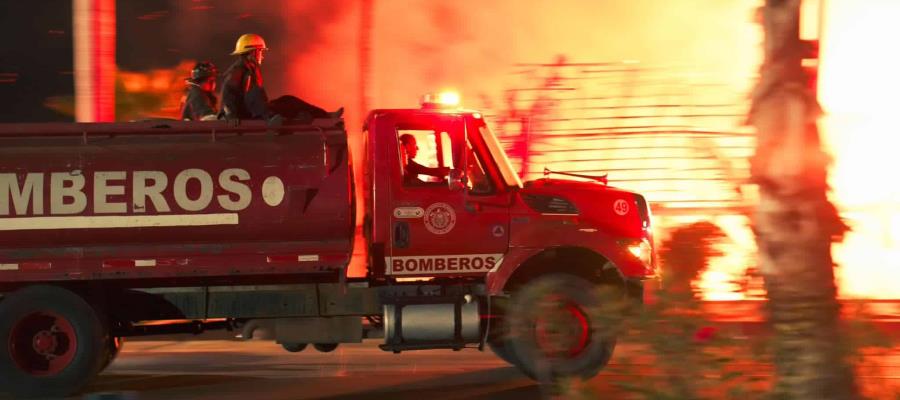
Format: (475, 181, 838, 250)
(448, 169, 466, 192)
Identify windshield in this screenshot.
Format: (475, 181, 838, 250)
(476, 117, 523, 188)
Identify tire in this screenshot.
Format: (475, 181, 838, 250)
(99, 336, 124, 372)
(0, 285, 110, 398)
(486, 297, 520, 366)
(506, 274, 620, 381)
(488, 338, 520, 366)
(313, 343, 338, 353)
(281, 342, 308, 353)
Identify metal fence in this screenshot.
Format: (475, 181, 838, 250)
(482, 59, 757, 217)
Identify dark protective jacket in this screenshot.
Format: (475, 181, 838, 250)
(219, 57, 270, 119)
(404, 159, 448, 185)
(180, 83, 218, 121)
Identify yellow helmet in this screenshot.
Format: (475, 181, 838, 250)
(230, 33, 268, 55)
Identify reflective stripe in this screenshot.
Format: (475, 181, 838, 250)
(267, 254, 321, 263)
(0, 263, 18, 271)
(103, 260, 134, 268)
(0, 213, 239, 231)
(20, 262, 51, 270)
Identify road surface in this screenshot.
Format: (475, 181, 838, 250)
(87, 339, 548, 400)
(76, 336, 899, 400)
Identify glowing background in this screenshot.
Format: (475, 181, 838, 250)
(62, 0, 900, 298)
(819, 0, 900, 298)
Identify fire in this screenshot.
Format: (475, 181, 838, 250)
(818, 1, 900, 299)
(117, 61, 195, 120)
(691, 1, 900, 300)
(472, 1, 900, 300)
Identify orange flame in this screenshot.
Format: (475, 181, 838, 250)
(818, 1, 900, 299)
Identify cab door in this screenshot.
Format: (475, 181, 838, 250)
(386, 114, 510, 278)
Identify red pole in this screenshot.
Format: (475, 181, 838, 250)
(358, 0, 373, 119)
(73, 0, 116, 122)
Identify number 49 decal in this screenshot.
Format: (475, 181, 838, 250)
(613, 199, 630, 216)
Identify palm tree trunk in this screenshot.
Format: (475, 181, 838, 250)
(749, 0, 858, 398)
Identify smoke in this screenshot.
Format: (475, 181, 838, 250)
(280, 0, 760, 111)
(138, 0, 762, 133)
(109, 0, 767, 127)
(161, 0, 352, 98)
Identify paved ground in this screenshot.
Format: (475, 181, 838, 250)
(85, 339, 546, 400)
(75, 337, 900, 400)
(5, 300, 890, 399)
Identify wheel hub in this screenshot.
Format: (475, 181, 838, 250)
(9, 312, 77, 375)
(534, 296, 591, 358)
(32, 330, 58, 355)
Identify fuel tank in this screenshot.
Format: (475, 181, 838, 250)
(0, 120, 353, 283)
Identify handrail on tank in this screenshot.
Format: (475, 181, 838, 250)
(0, 118, 344, 137)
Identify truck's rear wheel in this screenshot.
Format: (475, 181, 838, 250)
(313, 343, 338, 353)
(0, 285, 109, 398)
(506, 274, 618, 381)
(281, 342, 308, 353)
(100, 336, 124, 371)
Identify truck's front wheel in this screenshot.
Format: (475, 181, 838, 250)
(486, 298, 521, 366)
(506, 274, 619, 380)
(488, 337, 520, 366)
(0, 285, 109, 398)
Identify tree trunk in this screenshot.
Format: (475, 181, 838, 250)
(749, 0, 858, 398)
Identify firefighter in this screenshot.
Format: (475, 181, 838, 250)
(180, 61, 219, 121)
(220, 33, 342, 121)
(399, 134, 450, 185)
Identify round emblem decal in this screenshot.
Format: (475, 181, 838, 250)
(613, 199, 630, 216)
(423, 202, 457, 235)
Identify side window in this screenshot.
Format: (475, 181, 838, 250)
(398, 130, 453, 186)
(439, 132, 454, 170)
(465, 139, 494, 195)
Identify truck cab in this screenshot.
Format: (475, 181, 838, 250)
(360, 98, 655, 377)
(363, 99, 654, 293)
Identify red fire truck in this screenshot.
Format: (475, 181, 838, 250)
(0, 98, 655, 397)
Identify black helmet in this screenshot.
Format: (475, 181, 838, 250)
(189, 61, 218, 83)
